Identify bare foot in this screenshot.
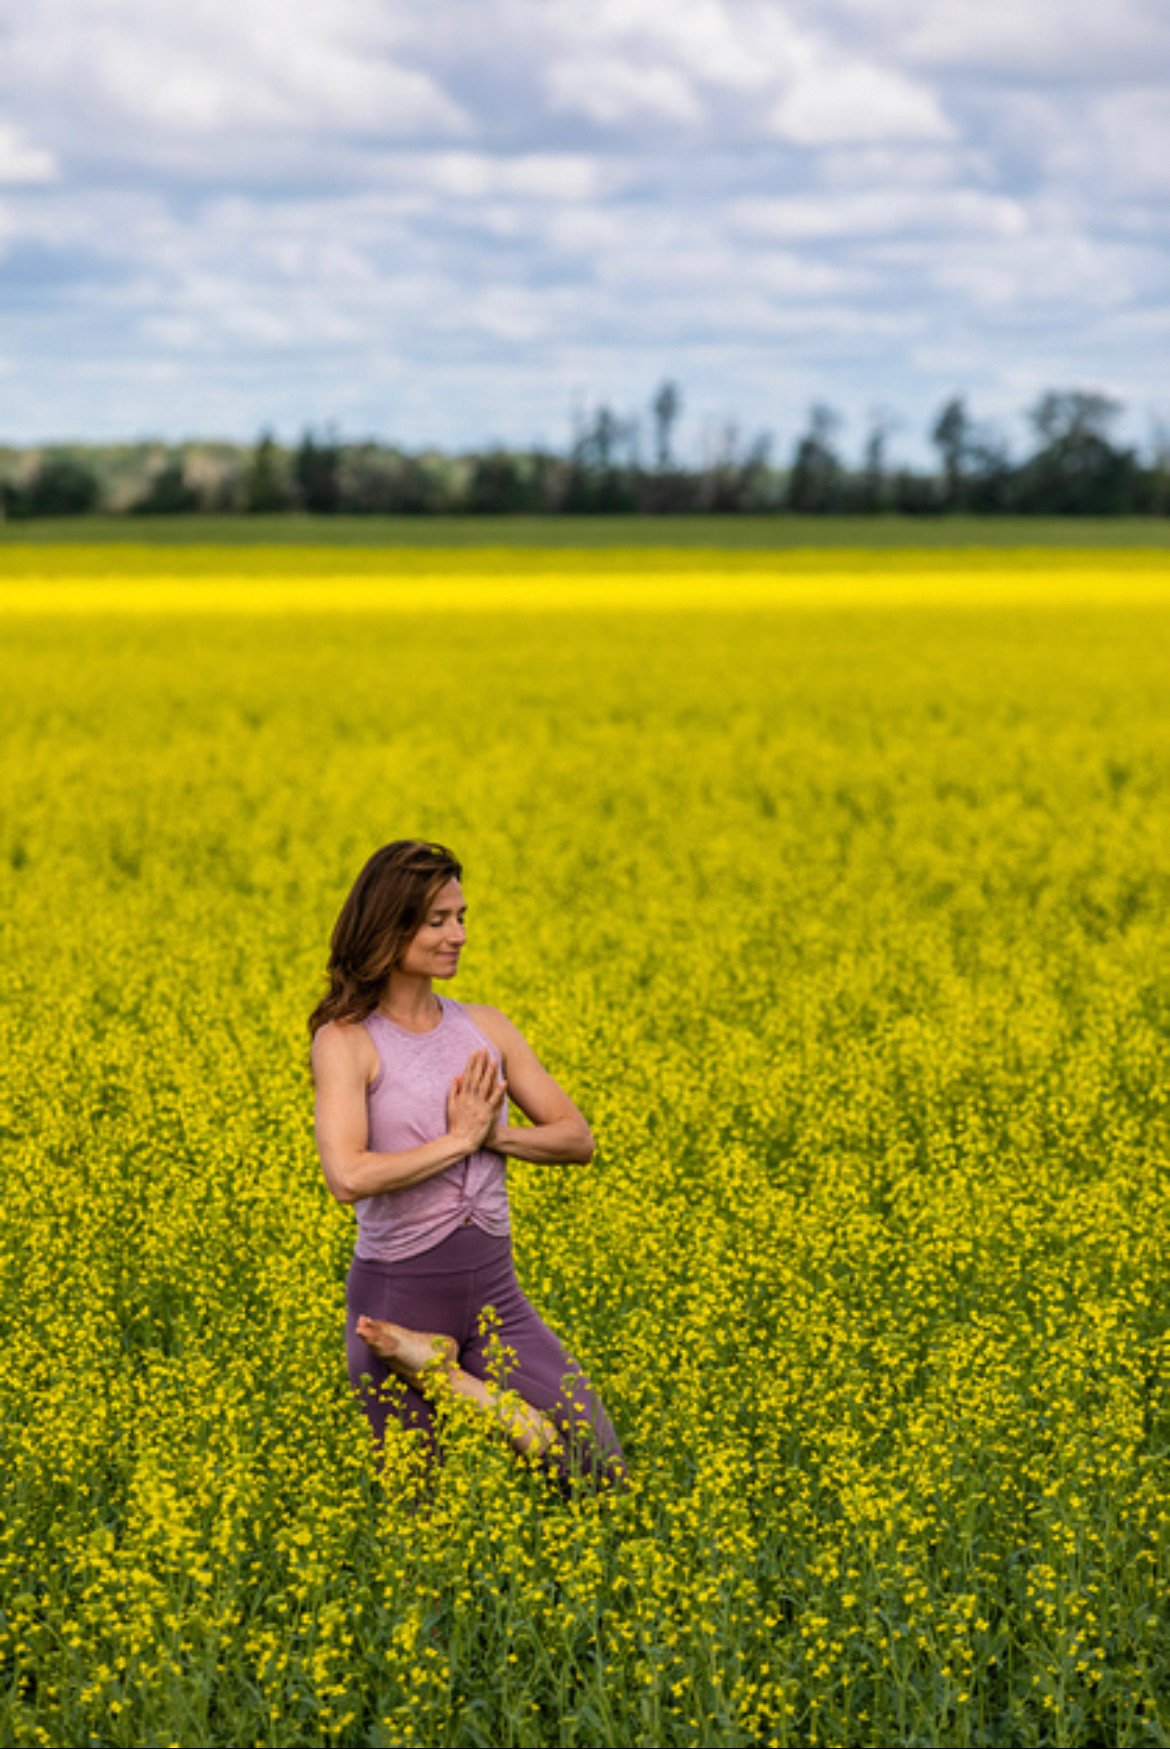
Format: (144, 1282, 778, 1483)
(356, 1316, 458, 1385)
(357, 1317, 564, 1461)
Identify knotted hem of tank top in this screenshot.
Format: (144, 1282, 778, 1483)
(353, 1217, 512, 1273)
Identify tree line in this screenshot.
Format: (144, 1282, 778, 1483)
(2, 384, 1167, 519)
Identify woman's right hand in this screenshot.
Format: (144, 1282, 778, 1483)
(447, 1049, 506, 1154)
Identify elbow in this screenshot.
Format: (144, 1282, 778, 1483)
(323, 1159, 359, 1205)
(577, 1124, 596, 1165)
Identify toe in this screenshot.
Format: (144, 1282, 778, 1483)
(358, 1317, 390, 1353)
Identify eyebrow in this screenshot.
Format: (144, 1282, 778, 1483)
(429, 902, 468, 916)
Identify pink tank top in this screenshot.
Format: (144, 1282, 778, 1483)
(353, 994, 511, 1262)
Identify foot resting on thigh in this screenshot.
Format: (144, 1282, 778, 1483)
(356, 1316, 458, 1386)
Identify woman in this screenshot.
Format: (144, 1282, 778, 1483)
(309, 838, 627, 1491)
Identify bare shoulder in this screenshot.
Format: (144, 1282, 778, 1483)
(461, 1002, 582, 1128)
(460, 1002, 518, 1062)
(311, 1015, 379, 1088)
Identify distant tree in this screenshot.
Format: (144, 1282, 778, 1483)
(890, 467, 940, 515)
(965, 429, 1015, 513)
(130, 455, 200, 514)
(592, 406, 622, 471)
(23, 451, 102, 517)
(243, 428, 295, 513)
(855, 407, 899, 512)
(1017, 389, 1139, 513)
(294, 425, 342, 514)
(185, 445, 248, 513)
(393, 448, 459, 515)
(651, 380, 682, 470)
(1145, 417, 1170, 515)
(928, 398, 1015, 512)
(862, 427, 886, 498)
(639, 461, 704, 515)
(1029, 389, 1118, 449)
(5, 385, 1167, 522)
(742, 434, 782, 512)
(565, 404, 639, 511)
(334, 442, 398, 513)
(930, 396, 974, 509)
(701, 423, 775, 512)
(528, 447, 569, 513)
(787, 404, 845, 513)
(466, 448, 539, 514)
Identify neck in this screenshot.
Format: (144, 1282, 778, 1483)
(377, 975, 440, 1026)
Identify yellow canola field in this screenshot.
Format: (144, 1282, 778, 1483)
(1, 543, 1168, 1749)
(2, 541, 1170, 614)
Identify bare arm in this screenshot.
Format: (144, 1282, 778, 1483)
(478, 1007, 595, 1165)
(493, 1119, 593, 1165)
(311, 1022, 477, 1204)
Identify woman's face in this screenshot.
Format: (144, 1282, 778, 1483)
(399, 876, 467, 979)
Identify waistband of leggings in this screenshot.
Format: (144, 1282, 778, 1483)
(351, 1221, 513, 1277)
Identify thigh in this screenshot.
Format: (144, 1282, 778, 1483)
(346, 1256, 467, 1368)
(344, 1298, 427, 1446)
(460, 1282, 627, 1473)
(345, 1257, 467, 1445)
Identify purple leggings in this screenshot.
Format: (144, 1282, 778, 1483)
(345, 1221, 628, 1490)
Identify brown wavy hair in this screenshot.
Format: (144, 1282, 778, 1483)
(307, 839, 463, 1058)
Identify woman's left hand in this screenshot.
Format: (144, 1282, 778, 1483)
(483, 1081, 509, 1153)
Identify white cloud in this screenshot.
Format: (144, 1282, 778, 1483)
(4, 0, 468, 171)
(386, 152, 609, 203)
(799, 0, 1170, 84)
(902, 228, 1161, 312)
(546, 57, 704, 127)
(0, 0, 1167, 454)
(534, 3, 958, 146)
(1093, 306, 1170, 344)
(1085, 90, 1170, 195)
(0, 122, 57, 184)
(901, 0, 1170, 81)
(729, 190, 1028, 243)
(816, 143, 992, 189)
(769, 59, 954, 145)
(532, 0, 805, 96)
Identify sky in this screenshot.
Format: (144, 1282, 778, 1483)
(2, 0, 1169, 468)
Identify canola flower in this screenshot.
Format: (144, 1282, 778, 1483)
(0, 541, 1167, 1748)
